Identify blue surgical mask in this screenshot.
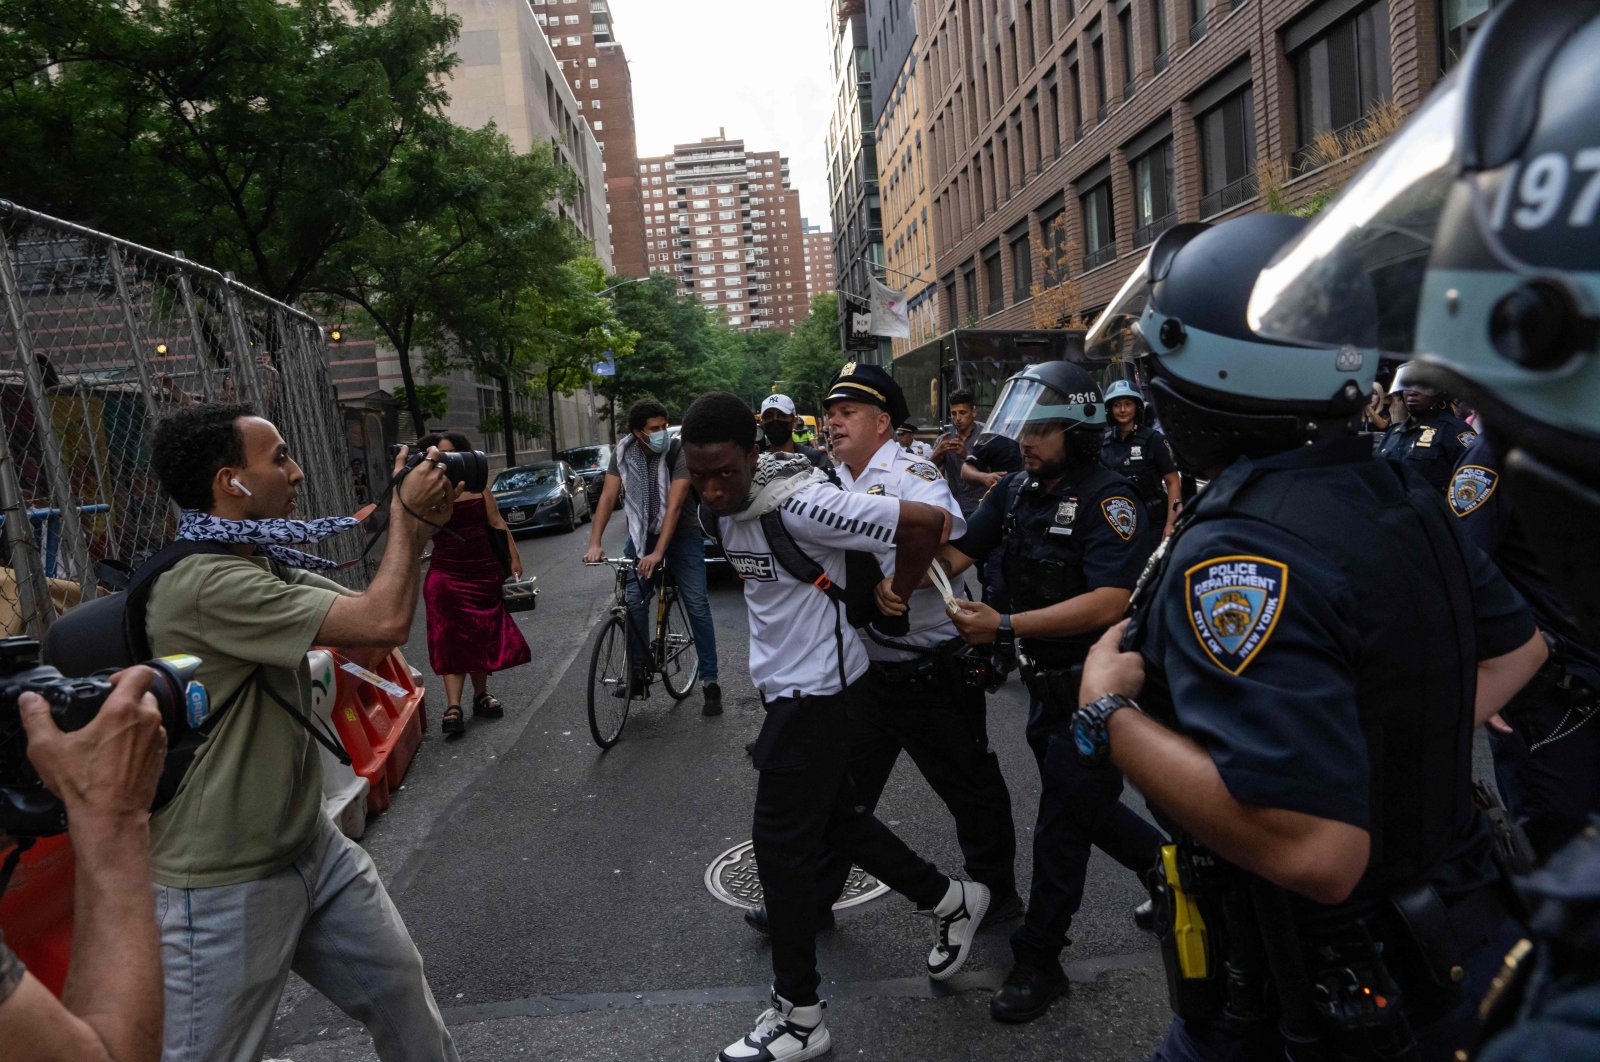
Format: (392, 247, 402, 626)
(645, 429, 670, 454)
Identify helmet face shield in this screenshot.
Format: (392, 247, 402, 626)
(1248, 79, 1464, 356)
(1084, 255, 1156, 363)
(984, 376, 1102, 442)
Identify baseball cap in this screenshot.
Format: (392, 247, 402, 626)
(759, 394, 796, 416)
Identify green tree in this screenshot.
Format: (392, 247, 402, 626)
(0, 0, 461, 302)
(311, 124, 578, 431)
(779, 294, 843, 409)
(602, 273, 726, 416)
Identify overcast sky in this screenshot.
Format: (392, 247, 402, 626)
(605, 0, 835, 226)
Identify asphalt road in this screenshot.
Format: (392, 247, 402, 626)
(262, 517, 1175, 1061)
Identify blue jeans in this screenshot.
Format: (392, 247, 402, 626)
(151, 814, 456, 1062)
(623, 531, 718, 684)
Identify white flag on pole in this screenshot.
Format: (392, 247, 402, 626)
(869, 276, 911, 338)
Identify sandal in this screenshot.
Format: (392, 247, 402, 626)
(441, 704, 465, 735)
(473, 693, 504, 719)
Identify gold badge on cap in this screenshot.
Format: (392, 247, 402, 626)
(839, 360, 857, 377)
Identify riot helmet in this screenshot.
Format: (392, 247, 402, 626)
(1089, 214, 1372, 474)
(984, 360, 1105, 473)
(1246, 0, 1600, 642)
(1102, 379, 1146, 424)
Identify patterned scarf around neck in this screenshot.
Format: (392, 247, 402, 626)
(178, 510, 360, 570)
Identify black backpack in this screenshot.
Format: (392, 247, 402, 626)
(42, 542, 350, 809)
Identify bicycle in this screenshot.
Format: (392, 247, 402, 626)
(584, 558, 699, 749)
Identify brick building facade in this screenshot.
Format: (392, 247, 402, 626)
(637, 137, 811, 333)
(802, 221, 839, 305)
(534, 0, 648, 278)
(918, 0, 1461, 336)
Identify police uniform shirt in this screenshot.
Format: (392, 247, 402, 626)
(709, 480, 900, 699)
(1451, 434, 1600, 687)
(1133, 439, 1535, 866)
(955, 464, 1151, 663)
(1100, 424, 1178, 503)
(837, 438, 967, 663)
(1375, 409, 1477, 492)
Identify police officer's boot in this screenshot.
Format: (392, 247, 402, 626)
(989, 960, 1069, 1023)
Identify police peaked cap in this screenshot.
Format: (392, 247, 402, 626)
(824, 363, 910, 426)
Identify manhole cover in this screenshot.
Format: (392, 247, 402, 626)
(705, 840, 891, 911)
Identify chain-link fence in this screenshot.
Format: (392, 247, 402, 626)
(0, 200, 369, 641)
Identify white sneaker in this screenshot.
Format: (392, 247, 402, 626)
(927, 878, 990, 981)
(717, 991, 831, 1062)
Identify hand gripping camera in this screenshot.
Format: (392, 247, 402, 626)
(0, 637, 207, 838)
(391, 444, 489, 495)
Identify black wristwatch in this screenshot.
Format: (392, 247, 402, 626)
(1072, 694, 1139, 766)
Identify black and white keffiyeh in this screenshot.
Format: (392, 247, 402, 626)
(178, 510, 359, 570)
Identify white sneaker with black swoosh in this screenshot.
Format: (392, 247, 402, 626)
(718, 992, 830, 1062)
(926, 878, 990, 981)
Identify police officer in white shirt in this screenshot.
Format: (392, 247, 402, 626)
(795, 366, 1020, 926)
(895, 421, 933, 459)
(682, 391, 991, 1062)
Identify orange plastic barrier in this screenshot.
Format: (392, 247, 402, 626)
(0, 835, 75, 996)
(319, 647, 426, 815)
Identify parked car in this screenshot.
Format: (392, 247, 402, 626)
(555, 444, 611, 509)
(492, 461, 591, 534)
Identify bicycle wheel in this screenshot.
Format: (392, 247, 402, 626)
(658, 589, 699, 701)
(587, 615, 633, 749)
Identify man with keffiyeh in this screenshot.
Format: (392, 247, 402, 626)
(142, 403, 459, 1062)
(584, 398, 722, 714)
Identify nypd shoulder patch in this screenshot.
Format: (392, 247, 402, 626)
(1101, 496, 1138, 541)
(1184, 555, 1288, 675)
(1449, 465, 1498, 518)
(905, 462, 939, 482)
(1457, 431, 1477, 447)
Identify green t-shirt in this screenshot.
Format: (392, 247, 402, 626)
(144, 552, 347, 888)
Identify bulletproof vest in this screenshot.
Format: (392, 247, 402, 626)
(1000, 465, 1128, 669)
(1102, 425, 1165, 503)
(1130, 444, 1481, 919)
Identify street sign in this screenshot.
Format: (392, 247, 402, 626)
(593, 350, 615, 377)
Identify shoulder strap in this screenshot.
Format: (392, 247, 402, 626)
(699, 500, 723, 551)
(759, 508, 849, 607)
(126, 541, 238, 660)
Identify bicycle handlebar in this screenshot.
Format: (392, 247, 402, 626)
(584, 558, 636, 568)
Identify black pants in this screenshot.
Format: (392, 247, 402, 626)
(751, 681, 948, 1005)
(811, 663, 1017, 906)
(1011, 668, 1166, 969)
(1488, 688, 1600, 862)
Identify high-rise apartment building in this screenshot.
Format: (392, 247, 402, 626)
(827, 1, 888, 362)
(921, 0, 1449, 335)
(801, 221, 839, 306)
(533, 0, 649, 278)
(637, 136, 811, 333)
(869, 0, 939, 357)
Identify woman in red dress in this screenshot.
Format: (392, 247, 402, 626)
(419, 432, 531, 735)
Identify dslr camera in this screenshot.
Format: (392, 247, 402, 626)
(391, 443, 489, 495)
(0, 637, 206, 838)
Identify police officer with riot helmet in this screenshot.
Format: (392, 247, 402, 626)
(1246, 4, 1600, 1053)
(1099, 380, 1181, 541)
(1374, 364, 1477, 492)
(1069, 213, 1547, 1061)
(883, 359, 1166, 1023)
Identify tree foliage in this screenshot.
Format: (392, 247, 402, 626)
(778, 294, 843, 410)
(0, 0, 461, 302)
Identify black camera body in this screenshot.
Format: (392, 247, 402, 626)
(390, 444, 489, 495)
(0, 637, 207, 838)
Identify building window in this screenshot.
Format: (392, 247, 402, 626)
(1130, 139, 1175, 248)
(1080, 179, 1116, 271)
(1190, 0, 1208, 43)
(1198, 85, 1257, 217)
(1011, 232, 1033, 301)
(983, 245, 1004, 314)
(962, 267, 979, 319)
(1118, 7, 1136, 101)
(1040, 204, 1069, 285)
(1440, 0, 1498, 72)
(1293, 0, 1393, 169)
(1068, 61, 1084, 141)
(1091, 32, 1108, 122)
(1151, 0, 1171, 72)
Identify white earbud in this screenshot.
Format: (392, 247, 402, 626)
(230, 477, 253, 497)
